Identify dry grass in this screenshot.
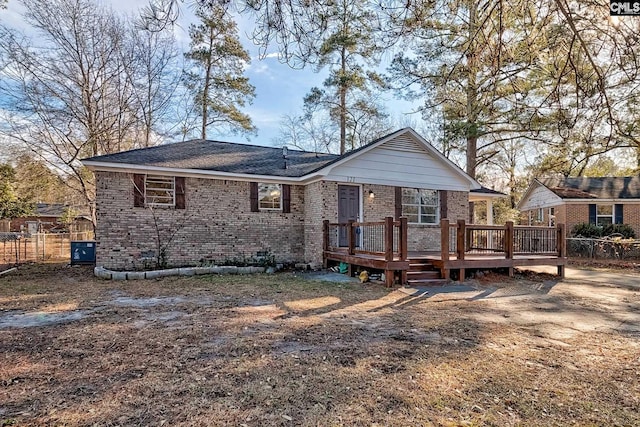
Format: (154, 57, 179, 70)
(1, 263, 639, 426)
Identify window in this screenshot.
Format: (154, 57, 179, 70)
(402, 188, 439, 224)
(258, 183, 281, 210)
(537, 208, 544, 222)
(596, 205, 614, 226)
(548, 207, 555, 226)
(145, 175, 175, 207)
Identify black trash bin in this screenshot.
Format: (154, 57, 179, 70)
(71, 241, 96, 265)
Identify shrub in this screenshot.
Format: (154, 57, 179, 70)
(602, 223, 636, 239)
(571, 222, 636, 239)
(571, 223, 603, 238)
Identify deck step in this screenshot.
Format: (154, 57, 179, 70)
(407, 278, 449, 287)
(409, 263, 438, 271)
(407, 270, 442, 280)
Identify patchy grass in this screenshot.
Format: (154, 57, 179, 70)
(1, 263, 639, 426)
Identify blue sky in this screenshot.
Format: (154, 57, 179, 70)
(2, 0, 421, 147)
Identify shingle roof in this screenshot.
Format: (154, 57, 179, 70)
(539, 177, 640, 199)
(83, 139, 340, 178)
(470, 186, 506, 196)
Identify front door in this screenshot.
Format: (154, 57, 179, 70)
(338, 185, 360, 247)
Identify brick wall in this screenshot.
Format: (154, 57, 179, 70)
(95, 172, 473, 269)
(95, 171, 306, 270)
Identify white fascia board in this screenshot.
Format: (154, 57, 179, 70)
(311, 128, 482, 190)
(82, 161, 322, 185)
(564, 198, 640, 204)
(469, 192, 508, 202)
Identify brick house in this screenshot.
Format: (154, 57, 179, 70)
(0, 203, 92, 233)
(82, 128, 484, 271)
(518, 177, 640, 236)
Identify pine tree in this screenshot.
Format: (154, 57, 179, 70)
(183, 5, 255, 139)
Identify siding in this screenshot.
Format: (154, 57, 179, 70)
(324, 135, 471, 191)
(519, 184, 563, 210)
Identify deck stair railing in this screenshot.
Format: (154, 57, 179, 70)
(441, 219, 565, 261)
(323, 217, 408, 261)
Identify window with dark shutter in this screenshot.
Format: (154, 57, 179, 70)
(133, 174, 145, 207)
(175, 177, 186, 209)
(282, 184, 291, 213)
(439, 190, 448, 220)
(250, 182, 259, 212)
(589, 204, 596, 224)
(394, 187, 402, 220)
(615, 204, 624, 224)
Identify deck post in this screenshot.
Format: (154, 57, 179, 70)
(440, 219, 450, 280)
(347, 220, 355, 256)
(505, 221, 514, 277)
(440, 219, 450, 261)
(557, 223, 566, 278)
(384, 216, 394, 262)
(322, 220, 330, 269)
(399, 217, 408, 261)
(456, 219, 466, 261)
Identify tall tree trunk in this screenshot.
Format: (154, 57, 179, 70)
(339, 44, 347, 155)
(466, 0, 479, 222)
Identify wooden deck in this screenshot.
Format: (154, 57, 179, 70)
(323, 218, 567, 286)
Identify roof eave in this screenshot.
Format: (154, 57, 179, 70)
(82, 160, 320, 184)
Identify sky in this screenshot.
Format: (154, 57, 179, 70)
(2, 0, 421, 148)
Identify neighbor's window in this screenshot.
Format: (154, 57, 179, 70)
(596, 204, 614, 226)
(145, 175, 175, 207)
(402, 188, 439, 224)
(259, 183, 282, 210)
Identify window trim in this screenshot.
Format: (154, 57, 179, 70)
(145, 175, 176, 208)
(258, 183, 282, 211)
(401, 188, 439, 225)
(596, 204, 614, 226)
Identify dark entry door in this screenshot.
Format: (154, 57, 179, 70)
(338, 185, 360, 247)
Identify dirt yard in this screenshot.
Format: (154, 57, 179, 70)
(1, 263, 639, 426)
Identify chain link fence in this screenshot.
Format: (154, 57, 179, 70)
(567, 236, 640, 260)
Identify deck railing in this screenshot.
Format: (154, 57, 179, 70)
(441, 219, 565, 261)
(323, 217, 408, 261)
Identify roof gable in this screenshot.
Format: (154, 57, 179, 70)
(517, 180, 563, 210)
(317, 128, 480, 190)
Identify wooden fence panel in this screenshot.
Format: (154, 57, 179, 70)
(0, 232, 94, 264)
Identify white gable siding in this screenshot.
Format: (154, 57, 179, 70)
(323, 135, 471, 191)
(520, 184, 563, 210)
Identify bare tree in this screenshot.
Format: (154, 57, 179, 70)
(0, 0, 182, 225)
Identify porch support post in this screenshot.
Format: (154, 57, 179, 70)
(440, 219, 450, 281)
(400, 217, 408, 285)
(557, 223, 566, 278)
(322, 220, 329, 269)
(384, 216, 394, 262)
(505, 221, 514, 277)
(347, 220, 355, 256)
(486, 199, 494, 225)
(456, 219, 466, 261)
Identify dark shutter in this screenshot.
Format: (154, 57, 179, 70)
(282, 184, 291, 213)
(615, 204, 624, 224)
(250, 182, 259, 212)
(439, 190, 448, 220)
(588, 204, 596, 224)
(175, 177, 185, 209)
(133, 174, 145, 207)
(394, 187, 402, 220)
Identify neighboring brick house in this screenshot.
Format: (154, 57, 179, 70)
(82, 128, 483, 271)
(518, 177, 640, 236)
(0, 203, 92, 233)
